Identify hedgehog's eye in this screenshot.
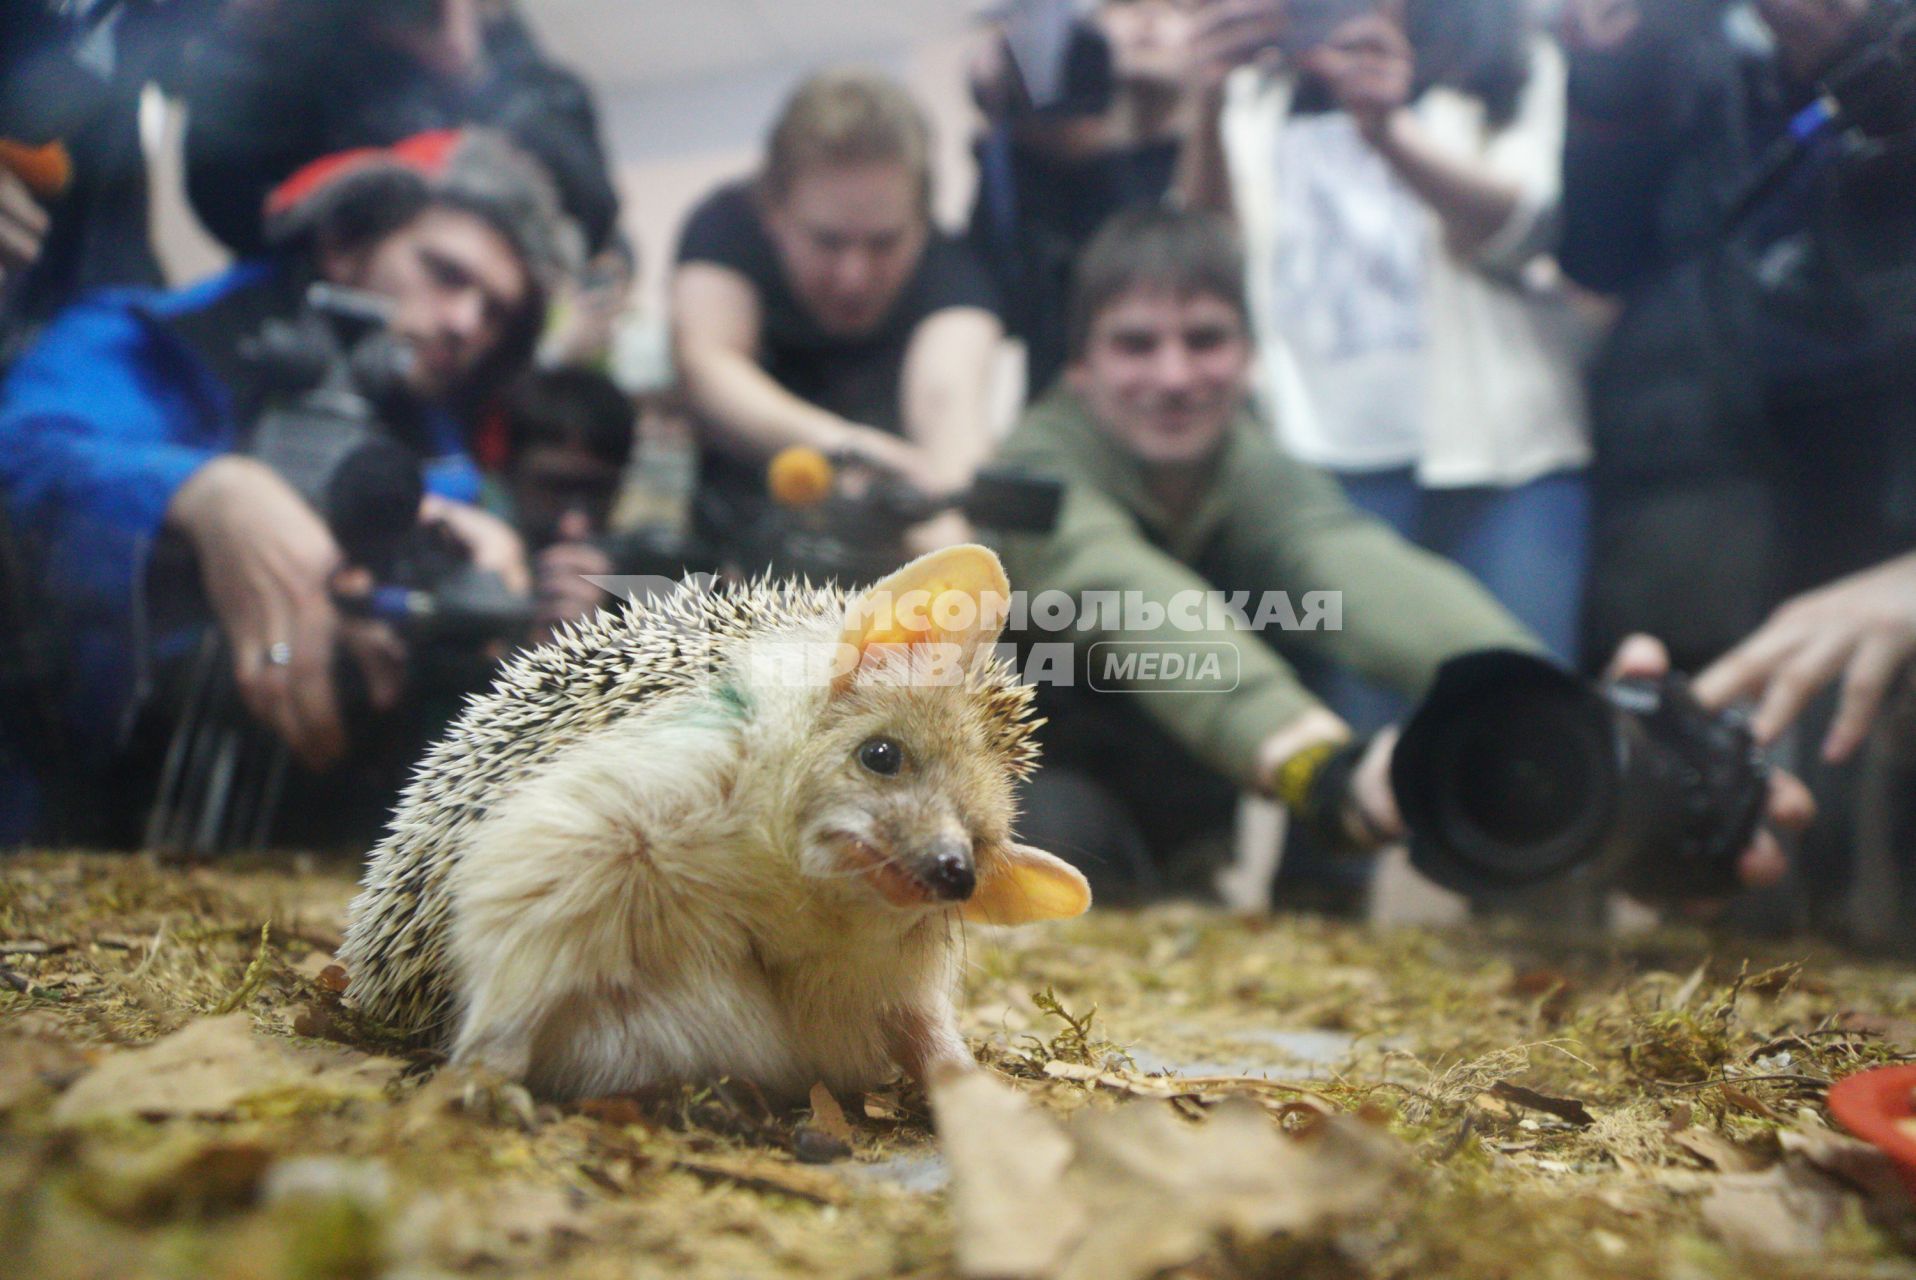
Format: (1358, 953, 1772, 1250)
(857, 737, 905, 776)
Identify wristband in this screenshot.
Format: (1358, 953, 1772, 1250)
(1275, 735, 1379, 855)
(1271, 739, 1340, 813)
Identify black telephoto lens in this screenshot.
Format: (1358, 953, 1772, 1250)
(1391, 650, 1771, 901)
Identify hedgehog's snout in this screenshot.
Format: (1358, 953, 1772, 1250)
(911, 834, 976, 902)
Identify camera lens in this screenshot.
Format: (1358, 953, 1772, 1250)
(1394, 649, 1768, 899)
(1419, 675, 1615, 883)
(1450, 694, 1596, 848)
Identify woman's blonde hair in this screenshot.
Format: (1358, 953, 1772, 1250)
(760, 69, 933, 215)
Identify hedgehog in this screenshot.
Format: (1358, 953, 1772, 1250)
(336, 544, 1090, 1101)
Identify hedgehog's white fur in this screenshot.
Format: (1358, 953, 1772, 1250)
(337, 562, 1048, 1101)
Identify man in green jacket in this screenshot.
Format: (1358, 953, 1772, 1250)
(995, 206, 1796, 903)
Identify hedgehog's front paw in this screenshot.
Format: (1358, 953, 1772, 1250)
(885, 1004, 975, 1085)
(433, 1063, 542, 1130)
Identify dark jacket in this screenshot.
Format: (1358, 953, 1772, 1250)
(1562, 13, 1916, 588)
(181, 9, 618, 255)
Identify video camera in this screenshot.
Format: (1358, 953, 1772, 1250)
(1388, 650, 1770, 902)
(144, 283, 532, 856)
(745, 446, 1064, 586)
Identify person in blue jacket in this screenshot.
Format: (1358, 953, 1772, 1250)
(0, 128, 577, 844)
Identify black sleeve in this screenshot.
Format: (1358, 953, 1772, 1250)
(673, 183, 778, 282)
(479, 16, 621, 254)
(1559, 45, 1683, 293)
(911, 235, 1005, 323)
(1558, 13, 1730, 295)
(179, 21, 330, 254)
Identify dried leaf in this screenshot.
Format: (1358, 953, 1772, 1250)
(863, 1090, 906, 1122)
(574, 1096, 649, 1129)
(1779, 1127, 1911, 1207)
(52, 1014, 400, 1122)
(391, 1182, 597, 1270)
(808, 1082, 854, 1144)
(1670, 1128, 1767, 1173)
(932, 1069, 1411, 1280)
(78, 1140, 275, 1222)
(1488, 1080, 1595, 1127)
(0, 1013, 90, 1110)
(935, 1069, 1082, 1278)
(1719, 1085, 1785, 1123)
(1701, 1160, 1851, 1255)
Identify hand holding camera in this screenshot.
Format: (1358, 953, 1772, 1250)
(164, 455, 358, 770)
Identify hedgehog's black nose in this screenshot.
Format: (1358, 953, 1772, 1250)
(921, 840, 976, 901)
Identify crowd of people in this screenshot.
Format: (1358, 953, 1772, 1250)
(0, 0, 1911, 932)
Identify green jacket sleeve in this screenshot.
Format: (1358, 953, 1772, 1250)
(999, 479, 1329, 791)
(1217, 437, 1541, 697)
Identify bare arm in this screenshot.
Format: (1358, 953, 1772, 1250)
(1177, 0, 1290, 216)
(671, 261, 856, 458)
(1308, 12, 1529, 259)
(1174, 82, 1236, 216)
(899, 306, 1004, 493)
(1365, 110, 1526, 258)
(672, 260, 943, 489)
(896, 306, 1004, 551)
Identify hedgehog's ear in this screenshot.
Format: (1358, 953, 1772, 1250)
(960, 842, 1091, 925)
(837, 544, 1011, 683)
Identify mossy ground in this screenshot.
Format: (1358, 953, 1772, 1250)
(5, 850, 1916, 1279)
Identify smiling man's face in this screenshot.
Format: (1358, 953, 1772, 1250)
(1068, 285, 1252, 467)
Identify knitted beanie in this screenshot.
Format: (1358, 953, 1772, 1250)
(262, 128, 582, 297)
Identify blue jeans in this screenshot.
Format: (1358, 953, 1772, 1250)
(1321, 466, 1592, 733)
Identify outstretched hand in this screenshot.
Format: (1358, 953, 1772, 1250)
(1692, 553, 1916, 764)
(1608, 634, 1810, 892)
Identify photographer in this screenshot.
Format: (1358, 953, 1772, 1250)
(1560, 0, 1916, 921)
(1179, 0, 1594, 697)
(967, 0, 1203, 399)
(492, 365, 636, 645)
(1562, 0, 1916, 671)
(670, 70, 1005, 568)
(0, 128, 571, 844)
(995, 207, 1800, 906)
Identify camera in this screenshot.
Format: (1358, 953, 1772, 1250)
(241, 284, 533, 643)
(1389, 649, 1770, 901)
(144, 284, 531, 855)
(748, 447, 1064, 586)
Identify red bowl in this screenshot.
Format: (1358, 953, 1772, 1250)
(1828, 1065, 1916, 1198)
